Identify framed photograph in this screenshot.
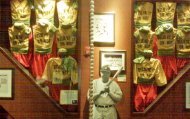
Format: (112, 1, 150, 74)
(186, 82, 190, 109)
(93, 13, 115, 45)
(0, 69, 14, 99)
(60, 90, 78, 105)
(100, 50, 126, 77)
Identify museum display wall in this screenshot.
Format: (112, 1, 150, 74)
(1, 0, 190, 119)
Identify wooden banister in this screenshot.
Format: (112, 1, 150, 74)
(0, 47, 79, 117)
(0, 105, 14, 119)
(133, 62, 190, 114)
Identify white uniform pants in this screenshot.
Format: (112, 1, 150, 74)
(93, 105, 117, 119)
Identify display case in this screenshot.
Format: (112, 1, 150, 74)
(132, 0, 190, 114)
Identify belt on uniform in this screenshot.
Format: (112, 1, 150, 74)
(95, 104, 113, 108)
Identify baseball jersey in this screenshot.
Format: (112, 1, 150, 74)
(34, 0, 55, 23)
(133, 58, 167, 86)
(56, 27, 76, 54)
(10, 0, 31, 25)
(156, 2, 176, 26)
(42, 56, 78, 85)
(176, 28, 190, 58)
(177, 3, 190, 27)
(57, 0, 78, 27)
(32, 22, 56, 54)
(134, 26, 155, 58)
(134, 2, 153, 28)
(8, 24, 31, 54)
(155, 23, 177, 56)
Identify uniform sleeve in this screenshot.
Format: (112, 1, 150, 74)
(8, 27, 13, 40)
(71, 59, 78, 84)
(155, 61, 167, 86)
(109, 82, 123, 102)
(41, 59, 52, 81)
(133, 30, 138, 43)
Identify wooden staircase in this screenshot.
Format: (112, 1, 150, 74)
(0, 47, 79, 118)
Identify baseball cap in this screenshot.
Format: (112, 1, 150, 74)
(14, 22, 24, 28)
(100, 65, 111, 72)
(58, 48, 67, 53)
(142, 50, 153, 57)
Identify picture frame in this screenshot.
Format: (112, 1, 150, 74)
(186, 82, 190, 109)
(99, 50, 126, 77)
(60, 90, 78, 105)
(0, 69, 14, 99)
(93, 13, 115, 45)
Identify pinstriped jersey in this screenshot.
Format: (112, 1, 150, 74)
(156, 2, 176, 26)
(10, 0, 31, 25)
(134, 28, 155, 58)
(176, 29, 190, 58)
(32, 23, 56, 54)
(133, 58, 167, 86)
(42, 56, 78, 85)
(8, 24, 31, 54)
(134, 2, 153, 28)
(34, 0, 55, 23)
(57, 0, 78, 26)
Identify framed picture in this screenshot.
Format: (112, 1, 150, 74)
(93, 13, 115, 45)
(0, 69, 14, 99)
(99, 50, 126, 77)
(186, 82, 190, 109)
(60, 90, 78, 105)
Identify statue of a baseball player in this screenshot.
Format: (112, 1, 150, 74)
(88, 65, 123, 119)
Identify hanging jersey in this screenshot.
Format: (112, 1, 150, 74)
(156, 2, 176, 26)
(134, 27, 155, 58)
(42, 56, 78, 85)
(134, 2, 153, 28)
(57, 27, 76, 54)
(155, 23, 177, 56)
(133, 58, 167, 86)
(8, 24, 31, 54)
(176, 29, 190, 58)
(177, 3, 190, 27)
(32, 22, 56, 54)
(57, 0, 78, 27)
(10, 0, 31, 25)
(34, 0, 55, 23)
